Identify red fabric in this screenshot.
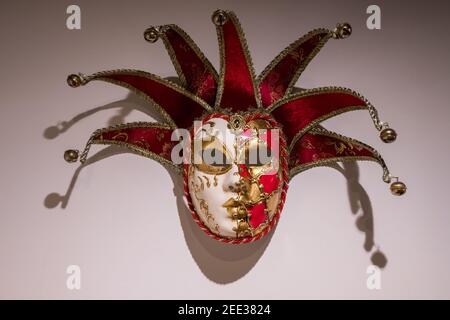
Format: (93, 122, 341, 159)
(237, 124, 281, 230)
(94, 126, 176, 161)
(164, 28, 217, 106)
(98, 72, 207, 128)
(248, 202, 267, 229)
(236, 167, 280, 230)
(260, 174, 280, 194)
(290, 132, 375, 169)
(259, 32, 330, 107)
(271, 91, 366, 146)
(218, 14, 258, 111)
(238, 164, 251, 178)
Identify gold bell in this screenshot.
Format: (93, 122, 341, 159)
(212, 9, 227, 26)
(390, 181, 407, 196)
(64, 149, 79, 163)
(67, 74, 83, 88)
(380, 128, 397, 143)
(333, 22, 352, 39)
(143, 27, 159, 43)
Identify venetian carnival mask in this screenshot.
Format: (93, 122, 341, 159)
(187, 114, 285, 240)
(64, 10, 406, 244)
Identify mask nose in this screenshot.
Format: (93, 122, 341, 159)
(222, 164, 241, 192)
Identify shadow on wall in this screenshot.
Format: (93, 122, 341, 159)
(43, 89, 387, 284)
(327, 162, 388, 269)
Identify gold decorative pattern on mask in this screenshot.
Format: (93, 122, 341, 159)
(229, 114, 245, 131)
(193, 135, 233, 175)
(189, 166, 221, 235)
(222, 118, 283, 238)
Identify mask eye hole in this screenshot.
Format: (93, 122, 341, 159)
(202, 148, 229, 166)
(243, 140, 273, 166)
(193, 138, 233, 175)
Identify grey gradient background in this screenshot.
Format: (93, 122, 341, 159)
(1, 0, 449, 299)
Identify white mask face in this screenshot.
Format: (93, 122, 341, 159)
(187, 116, 283, 240)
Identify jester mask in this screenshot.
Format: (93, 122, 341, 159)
(64, 10, 406, 244)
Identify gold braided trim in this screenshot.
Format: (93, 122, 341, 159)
(214, 19, 225, 109)
(267, 86, 379, 150)
(257, 28, 333, 105)
(288, 105, 364, 152)
(83, 69, 213, 128)
(89, 121, 182, 175)
(159, 26, 187, 87)
(159, 24, 219, 89)
(92, 121, 173, 132)
(289, 156, 378, 180)
(289, 126, 390, 181)
(214, 10, 262, 110)
(92, 139, 182, 174)
(267, 86, 368, 113)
